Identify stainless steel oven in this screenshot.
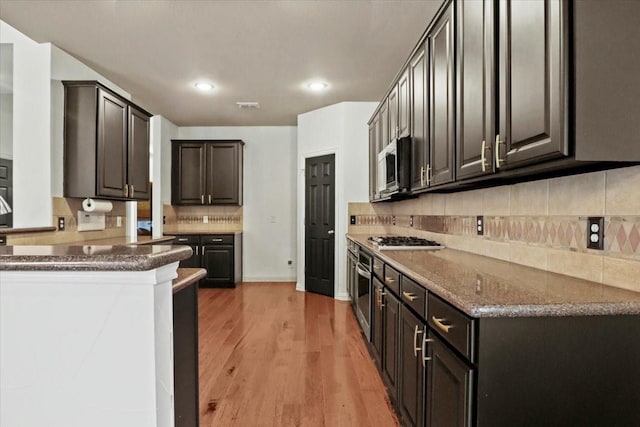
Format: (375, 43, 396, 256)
(355, 248, 372, 341)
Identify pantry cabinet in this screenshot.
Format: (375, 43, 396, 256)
(64, 81, 151, 200)
(171, 140, 243, 206)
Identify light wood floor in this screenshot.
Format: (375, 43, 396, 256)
(197, 282, 399, 427)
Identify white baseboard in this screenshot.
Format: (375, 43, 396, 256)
(242, 276, 296, 283)
(334, 292, 350, 302)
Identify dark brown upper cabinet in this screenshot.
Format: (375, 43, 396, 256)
(171, 140, 243, 206)
(397, 68, 411, 139)
(428, 1, 456, 187)
(388, 85, 399, 145)
(456, 0, 496, 181)
(380, 98, 389, 150)
(409, 42, 429, 191)
(369, 113, 380, 201)
(496, 0, 568, 170)
(63, 81, 151, 201)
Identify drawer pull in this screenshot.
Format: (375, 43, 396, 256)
(413, 325, 424, 357)
(403, 291, 418, 302)
(385, 277, 395, 283)
(177, 238, 188, 242)
(373, 265, 382, 270)
(432, 316, 452, 333)
(211, 238, 223, 242)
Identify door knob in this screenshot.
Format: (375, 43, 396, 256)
(327, 230, 335, 235)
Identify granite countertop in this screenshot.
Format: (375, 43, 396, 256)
(0, 244, 192, 272)
(76, 235, 176, 246)
(173, 268, 206, 293)
(347, 234, 640, 318)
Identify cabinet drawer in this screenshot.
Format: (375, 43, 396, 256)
(401, 276, 426, 319)
(373, 257, 384, 280)
(201, 235, 233, 245)
(173, 235, 200, 245)
(428, 294, 475, 362)
(384, 265, 401, 296)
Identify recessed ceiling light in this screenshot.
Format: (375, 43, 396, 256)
(194, 82, 214, 91)
(308, 81, 328, 91)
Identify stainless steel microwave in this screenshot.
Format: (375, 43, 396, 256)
(377, 136, 411, 196)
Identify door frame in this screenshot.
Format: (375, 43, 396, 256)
(297, 147, 347, 299)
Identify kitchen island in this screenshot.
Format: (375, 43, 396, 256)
(0, 244, 192, 427)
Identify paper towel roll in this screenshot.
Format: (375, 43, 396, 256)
(82, 198, 113, 213)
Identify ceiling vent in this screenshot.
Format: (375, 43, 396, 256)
(236, 102, 260, 109)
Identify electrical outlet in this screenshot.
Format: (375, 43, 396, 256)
(58, 216, 65, 231)
(203, 215, 209, 224)
(0, 235, 6, 246)
(350, 215, 356, 225)
(392, 215, 396, 226)
(476, 216, 484, 235)
(587, 217, 604, 250)
(287, 260, 293, 269)
(409, 215, 414, 227)
(116, 216, 122, 227)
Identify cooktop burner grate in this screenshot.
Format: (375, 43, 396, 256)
(368, 236, 444, 250)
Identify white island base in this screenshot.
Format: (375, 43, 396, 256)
(0, 262, 179, 427)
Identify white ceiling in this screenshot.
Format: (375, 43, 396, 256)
(0, 0, 443, 126)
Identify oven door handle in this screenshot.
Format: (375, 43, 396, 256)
(356, 265, 371, 280)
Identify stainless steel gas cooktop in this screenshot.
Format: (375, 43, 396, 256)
(368, 236, 444, 250)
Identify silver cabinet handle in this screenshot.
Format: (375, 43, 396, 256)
(432, 316, 452, 333)
(422, 335, 434, 367)
(481, 140, 491, 172)
(495, 134, 504, 168)
(328, 230, 335, 235)
(413, 324, 424, 357)
(177, 238, 188, 242)
(211, 238, 223, 242)
(208, 194, 212, 204)
(124, 184, 129, 198)
(201, 195, 205, 205)
(195, 246, 199, 256)
(403, 291, 418, 302)
(130, 184, 134, 196)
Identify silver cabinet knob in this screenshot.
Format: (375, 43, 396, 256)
(328, 230, 335, 235)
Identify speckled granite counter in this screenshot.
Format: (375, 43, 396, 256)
(0, 244, 191, 271)
(67, 235, 176, 246)
(173, 268, 206, 293)
(347, 234, 640, 317)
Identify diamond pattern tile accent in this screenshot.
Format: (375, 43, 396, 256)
(629, 224, 640, 253)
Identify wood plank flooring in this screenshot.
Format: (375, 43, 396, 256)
(197, 282, 399, 427)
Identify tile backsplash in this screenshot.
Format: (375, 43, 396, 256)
(349, 165, 640, 292)
(163, 204, 243, 233)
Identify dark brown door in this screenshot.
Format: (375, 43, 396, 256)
(97, 88, 128, 198)
(398, 68, 411, 138)
(371, 277, 384, 367)
(172, 142, 206, 205)
(456, 0, 496, 180)
(426, 332, 473, 427)
(429, 1, 456, 187)
(207, 142, 240, 204)
(382, 290, 400, 400)
(410, 42, 429, 191)
(497, 0, 568, 169)
(0, 158, 12, 228)
(202, 245, 234, 285)
(305, 154, 335, 297)
(128, 105, 150, 200)
(400, 305, 426, 427)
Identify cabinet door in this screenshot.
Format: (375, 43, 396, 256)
(380, 99, 389, 150)
(426, 332, 473, 427)
(400, 305, 425, 427)
(172, 142, 206, 205)
(398, 68, 411, 138)
(202, 245, 234, 284)
(388, 85, 399, 143)
(206, 143, 241, 205)
(371, 278, 384, 367)
(497, 0, 567, 169)
(128, 105, 150, 200)
(456, 0, 496, 180)
(369, 117, 378, 201)
(382, 290, 400, 400)
(410, 42, 429, 191)
(97, 88, 128, 198)
(429, 1, 456, 187)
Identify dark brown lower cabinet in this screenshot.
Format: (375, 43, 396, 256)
(382, 290, 400, 401)
(172, 234, 242, 287)
(426, 331, 473, 427)
(399, 305, 425, 427)
(371, 277, 384, 366)
(173, 281, 199, 427)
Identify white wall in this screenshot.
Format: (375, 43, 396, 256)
(1, 21, 51, 228)
(296, 102, 376, 299)
(174, 126, 298, 282)
(153, 116, 178, 237)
